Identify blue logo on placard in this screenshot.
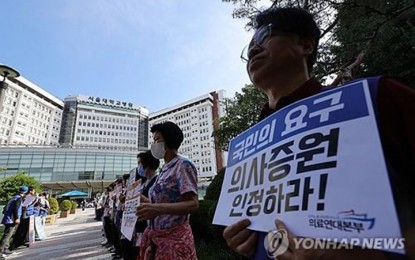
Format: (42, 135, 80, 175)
(338, 210, 376, 230)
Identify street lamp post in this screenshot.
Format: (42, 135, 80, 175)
(0, 64, 20, 115)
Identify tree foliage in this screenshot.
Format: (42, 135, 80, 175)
(216, 0, 414, 153)
(331, 0, 415, 86)
(0, 173, 42, 204)
(212, 85, 267, 150)
(223, 0, 415, 86)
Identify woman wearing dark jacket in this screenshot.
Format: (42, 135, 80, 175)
(121, 150, 159, 260)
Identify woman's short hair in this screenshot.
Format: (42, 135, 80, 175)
(150, 121, 184, 150)
(138, 150, 160, 170)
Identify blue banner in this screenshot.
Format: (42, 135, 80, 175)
(227, 80, 374, 168)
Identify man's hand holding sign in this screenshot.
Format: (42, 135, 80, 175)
(215, 77, 414, 259)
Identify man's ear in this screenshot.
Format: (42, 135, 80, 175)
(300, 37, 315, 56)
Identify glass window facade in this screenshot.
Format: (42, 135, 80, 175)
(0, 147, 139, 182)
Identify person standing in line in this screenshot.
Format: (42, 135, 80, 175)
(135, 154, 147, 183)
(0, 186, 27, 258)
(126, 150, 160, 260)
(137, 121, 199, 260)
(81, 199, 86, 211)
(39, 193, 50, 225)
(100, 188, 111, 246)
(118, 173, 131, 260)
(9, 186, 38, 251)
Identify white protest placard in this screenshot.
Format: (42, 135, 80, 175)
(108, 192, 114, 209)
(114, 183, 122, 209)
(213, 79, 403, 253)
(126, 167, 137, 189)
(28, 215, 35, 246)
(121, 180, 141, 241)
(34, 216, 46, 240)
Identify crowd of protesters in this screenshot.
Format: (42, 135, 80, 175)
(0, 186, 50, 260)
(1, 121, 198, 260)
(95, 121, 199, 260)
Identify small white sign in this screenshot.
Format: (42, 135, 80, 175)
(120, 180, 141, 241)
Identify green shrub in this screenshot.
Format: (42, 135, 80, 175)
(192, 168, 245, 259)
(191, 199, 243, 260)
(71, 200, 77, 210)
(192, 168, 228, 244)
(196, 240, 244, 260)
(60, 200, 72, 211)
(204, 167, 225, 201)
(190, 200, 218, 242)
(48, 197, 59, 214)
(190, 200, 225, 247)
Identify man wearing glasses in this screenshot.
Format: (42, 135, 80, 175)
(223, 6, 415, 260)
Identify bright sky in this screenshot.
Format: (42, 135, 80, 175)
(1, 1, 260, 112)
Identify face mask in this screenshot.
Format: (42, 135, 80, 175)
(151, 142, 166, 159)
(137, 164, 145, 177)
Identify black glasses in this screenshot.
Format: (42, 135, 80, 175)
(241, 23, 273, 63)
(240, 24, 293, 62)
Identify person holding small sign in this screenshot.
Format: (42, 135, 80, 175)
(136, 121, 198, 260)
(127, 150, 160, 260)
(222, 6, 415, 260)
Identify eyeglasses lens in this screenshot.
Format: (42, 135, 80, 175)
(240, 24, 272, 63)
(255, 26, 271, 46)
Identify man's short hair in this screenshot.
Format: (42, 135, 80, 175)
(254, 7, 320, 73)
(150, 121, 184, 150)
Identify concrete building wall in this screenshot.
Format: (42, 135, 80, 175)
(149, 90, 226, 178)
(0, 77, 63, 146)
(59, 95, 149, 151)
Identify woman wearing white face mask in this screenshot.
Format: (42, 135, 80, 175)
(136, 121, 198, 260)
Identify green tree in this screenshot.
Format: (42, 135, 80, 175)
(330, 0, 415, 86)
(213, 85, 267, 150)
(223, 0, 415, 86)
(0, 173, 42, 204)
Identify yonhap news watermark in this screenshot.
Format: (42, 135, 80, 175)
(264, 229, 405, 258)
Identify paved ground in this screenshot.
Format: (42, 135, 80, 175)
(6, 208, 112, 260)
